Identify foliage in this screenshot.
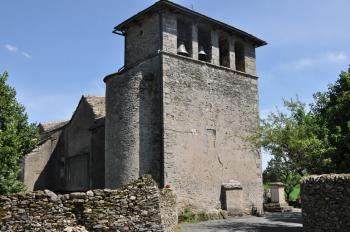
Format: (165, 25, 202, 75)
(263, 156, 301, 201)
(178, 208, 196, 223)
(289, 184, 300, 201)
(0, 72, 38, 194)
(178, 208, 209, 224)
(258, 98, 327, 175)
(311, 70, 350, 173)
(257, 68, 350, 199)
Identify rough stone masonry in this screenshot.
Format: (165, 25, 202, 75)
(20, 0, 267, 216)
(0, 176, 177, 232)
(105, 0, 266, 214)
(301, 174, 350, 232)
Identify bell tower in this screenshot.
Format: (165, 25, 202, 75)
(105, 0, 267, 213)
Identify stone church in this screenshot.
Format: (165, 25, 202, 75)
(21, 0, 266, 214)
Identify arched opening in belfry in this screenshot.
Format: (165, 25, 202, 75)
(177, 18, 192, 57)
(235, 42, 245, 72)
(198, 26, 211, 62)
(219, 36, 230, 68)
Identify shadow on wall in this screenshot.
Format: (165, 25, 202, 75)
(220, 186, 227, 210)
(138, 68, 163, 186)
(34, 131, 65, 191)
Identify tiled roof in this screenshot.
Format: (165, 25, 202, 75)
(39, 120, 68, 133)
(84, 96, 105, 118)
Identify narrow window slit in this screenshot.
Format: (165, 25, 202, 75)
(235, 42, 245, 72)
(219, 36, 230, 68)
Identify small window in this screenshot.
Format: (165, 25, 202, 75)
(177, 19, 192, 57)
(219, 36, 230, 68)
(198, 27, 211, 62)
(235, 42, 245, 72)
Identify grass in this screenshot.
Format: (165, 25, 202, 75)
(178, 208, 209, 224)
(289, 185, 300, 201)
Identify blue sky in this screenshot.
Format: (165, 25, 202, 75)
(1, 0, 350, 169)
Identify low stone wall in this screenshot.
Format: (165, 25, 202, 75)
(0, 175, 177, 232)
(301, 174, 350, 232)
(160, 188, 178, 232)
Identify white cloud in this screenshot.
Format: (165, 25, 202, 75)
(326, 52, 347, 63)
(3, 44, 18, 53)
(290, 58, 314, 70)
(21, 51, 32, 59)
(281, 51, 349, 71)
(3, 44, 33, 59)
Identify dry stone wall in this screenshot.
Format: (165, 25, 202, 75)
(301, 174, 350, 232)
(0, 176, 177, 232)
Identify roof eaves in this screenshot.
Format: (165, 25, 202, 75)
(114, 0, 267, 47)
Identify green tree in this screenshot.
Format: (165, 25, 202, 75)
(257, 99, 326, 202)
(312, 69, 350, 173)
(258, 99, 328, 175)
(0, 72, 38, 194)
(263, 156, 301, 201)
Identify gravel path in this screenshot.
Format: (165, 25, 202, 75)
(180, 211, 302, 232)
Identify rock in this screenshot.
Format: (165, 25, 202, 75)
(44, 189, 58, 202)
(69, 192, 86, 199)
(141, 210, 148, 215)
(220, 210, 228, 219)
(221, 180, 242, 190)
(18, 208, 25, 214)
(0, 175, 176, 231)
(86, 190, 94, 197)
(64, 226, 88, 232)
(83, 208, 92, 213)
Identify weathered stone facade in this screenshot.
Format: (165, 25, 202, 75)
(301, 174, 350, 232)
(105, 56, 162, 188)
(20, 121, 67, 191)
(1, 176, 177, 232)
(105, 0, 266, 213)
(162, 53, 262, 212)
(21, 0, 266, 215)
(21, 96, 106, 192)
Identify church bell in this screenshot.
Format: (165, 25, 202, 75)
(199, 46, 207, 55)
(198, 46, 207, 60)
(177, 41, 189, 56)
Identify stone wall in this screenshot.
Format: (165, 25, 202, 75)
(90, 117, 105, 189)
(0, 176, 177, 232)
(301, 174, 350, 231)
(21, 128, 62, 191)
(105, 56, 162, 188)
(21, 96, 106, 193)
(125, 13, 160, 65)
(160, 10, 257, 75)
(162, 52, 263, 213)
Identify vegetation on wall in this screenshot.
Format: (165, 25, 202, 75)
(0, 72, 38, 194)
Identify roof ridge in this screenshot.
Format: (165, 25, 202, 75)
(114, 0, 267, 47)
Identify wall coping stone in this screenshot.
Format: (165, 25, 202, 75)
(222, 180, 242, 190)
(301, 173, 350, 184)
